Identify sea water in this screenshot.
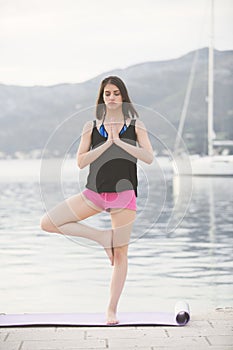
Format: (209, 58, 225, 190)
(0, 158, 232, 315)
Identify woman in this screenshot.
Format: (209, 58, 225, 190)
(40, 76, 153, 324)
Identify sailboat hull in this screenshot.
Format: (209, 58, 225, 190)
(173, 155, 233, 176)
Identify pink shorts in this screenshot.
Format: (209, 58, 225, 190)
(82, 189, 137, 212)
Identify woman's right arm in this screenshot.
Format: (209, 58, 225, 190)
(77, 121, 112, 169)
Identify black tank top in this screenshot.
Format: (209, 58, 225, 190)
(85, 118, 138, 196)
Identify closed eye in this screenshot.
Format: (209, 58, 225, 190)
(105, 90, 121, 96)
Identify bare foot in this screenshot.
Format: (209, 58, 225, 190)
(106, 309, 119, 325)
(104, 247, 114, 266)
(102, 229, 114, 266)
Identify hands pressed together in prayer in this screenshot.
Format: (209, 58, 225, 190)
(107, 118, 122, 145)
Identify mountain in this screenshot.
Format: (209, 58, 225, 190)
(0, 47, 232, 158)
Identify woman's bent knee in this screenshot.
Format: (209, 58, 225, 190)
(40, 214, 57, 233)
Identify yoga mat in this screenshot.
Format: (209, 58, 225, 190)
(0, 301, 190, 327)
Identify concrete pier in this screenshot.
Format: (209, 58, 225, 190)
(0, 308, 232, 349)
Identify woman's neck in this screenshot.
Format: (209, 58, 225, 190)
(104, 111, 125, 122)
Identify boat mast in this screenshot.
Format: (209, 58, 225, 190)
(208, 0, 214, 156)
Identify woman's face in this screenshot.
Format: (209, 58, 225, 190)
(103, 83, 123, 110)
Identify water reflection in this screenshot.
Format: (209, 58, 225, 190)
(172, 176, 233, 307)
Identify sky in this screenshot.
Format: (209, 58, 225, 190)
(1, 0, 233, 86)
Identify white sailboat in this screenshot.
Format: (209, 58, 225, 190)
(173, 0, 233, 176)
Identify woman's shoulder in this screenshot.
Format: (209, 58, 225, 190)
(82, 120, 95, 134)
(134, 118, 146, 130)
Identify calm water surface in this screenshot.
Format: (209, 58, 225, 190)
(0, 159, 232, 315)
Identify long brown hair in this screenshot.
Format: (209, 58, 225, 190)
(96, 76, 139, 120)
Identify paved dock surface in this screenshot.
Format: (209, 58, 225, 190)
(0, 308, 232, 350)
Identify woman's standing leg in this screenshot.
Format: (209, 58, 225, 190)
(106, 208, 136, 324)
(40, 193, 114, 265)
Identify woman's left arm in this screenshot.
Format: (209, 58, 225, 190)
(113, 119, 154, 164)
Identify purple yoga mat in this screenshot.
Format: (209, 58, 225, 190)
(0, 302, 190, 327)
